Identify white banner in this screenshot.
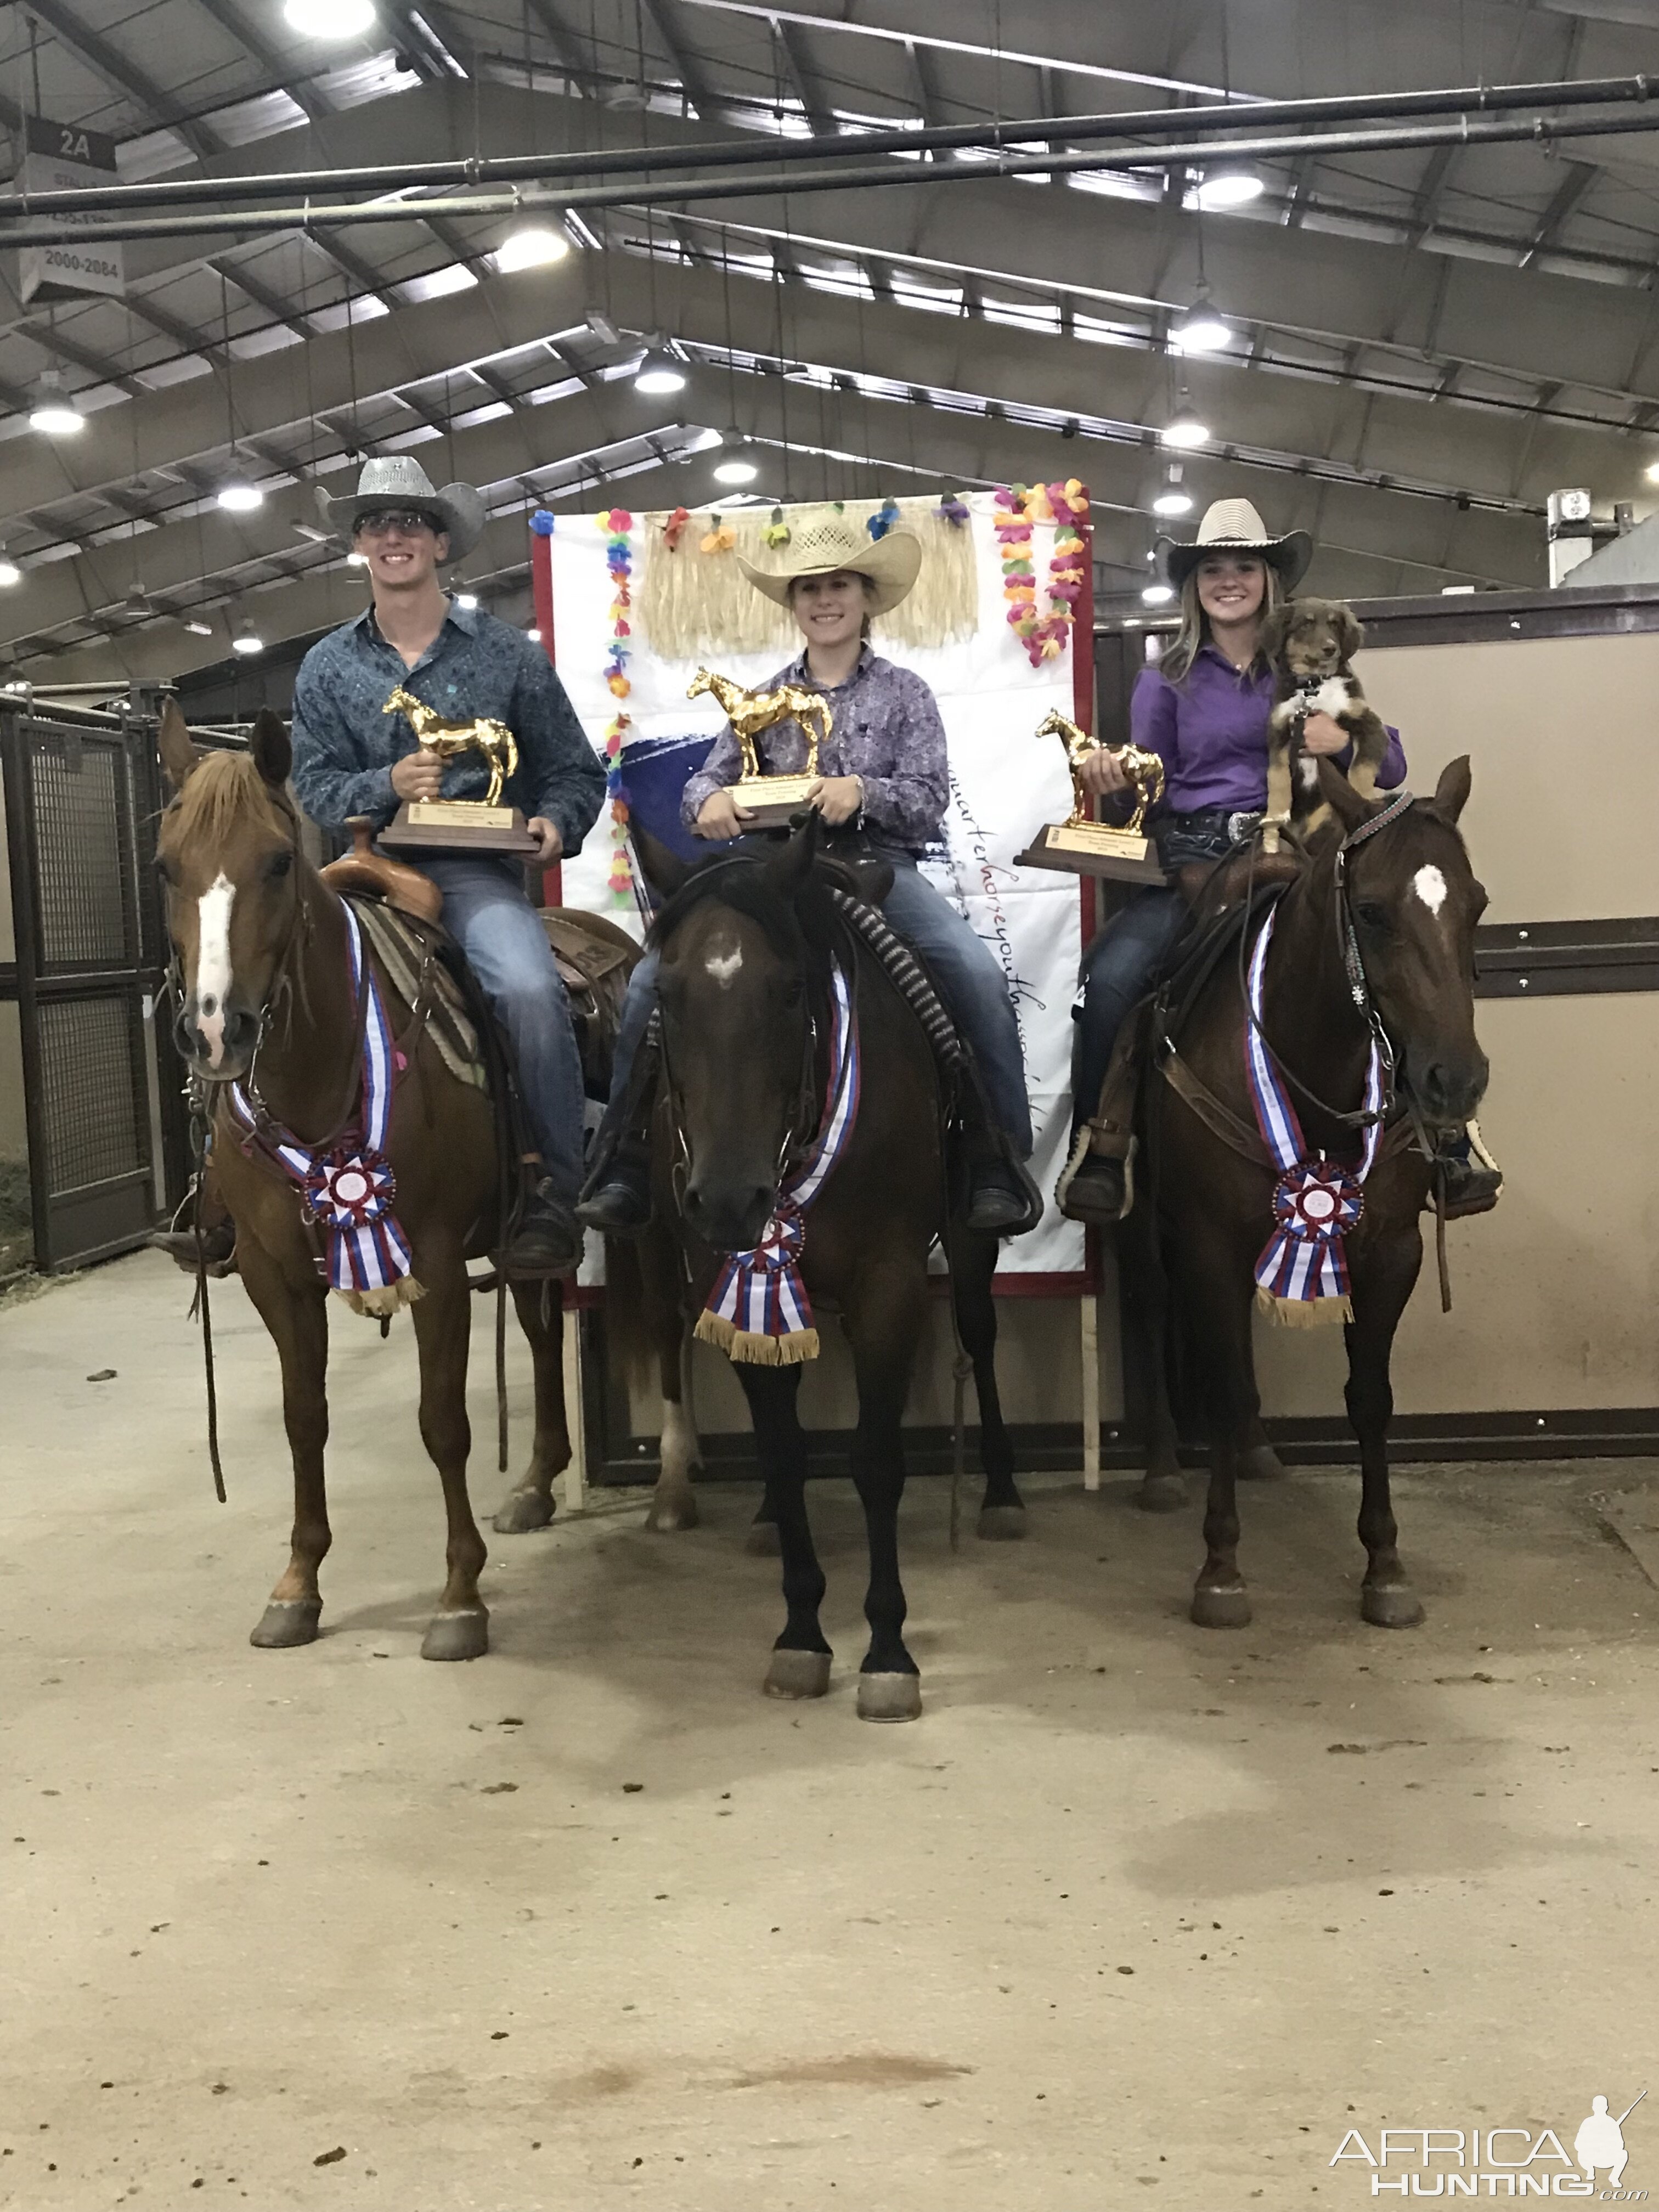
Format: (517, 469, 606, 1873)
(549, 493, 1089, 1280)
(19, 115, 125, 305)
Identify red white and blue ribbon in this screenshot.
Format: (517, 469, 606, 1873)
(696, 959, 860, 1365)
(229, 902, 415, 1306)
(1245, 906, 1383, 1317)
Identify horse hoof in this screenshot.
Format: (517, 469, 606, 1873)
(645, 1496, 699, 1533)
(249, 1598, 321, 1649)
(976, 1504, 1027, 1542)
(1362, 1584, 1425, 1629)
(1240, 1441, 1288, 1482)
(421, 1607, 489, 1661)
(1190, 1584, 1251, 1629)
(856, 1672, 922, 1723)
(1136, 1472, 1187, 1514)
(763, 1648, 832, 1700)
(492, 1490, 554, 1535)
(745, 1520, 781, 1558)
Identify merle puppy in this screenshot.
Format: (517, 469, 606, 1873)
(1261, 597, 1390, 840)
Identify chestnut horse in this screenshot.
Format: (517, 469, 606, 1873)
(156, 704, 569, 1659)
(635, 819, 1025, 1721)
(1130, 757, 1488, 1629)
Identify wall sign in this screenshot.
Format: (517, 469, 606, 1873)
(18, 114, 125, 305)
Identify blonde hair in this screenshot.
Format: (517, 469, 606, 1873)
(1160, 558, 1285, 685)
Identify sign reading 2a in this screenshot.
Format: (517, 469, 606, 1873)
(19, 113, 125, 307)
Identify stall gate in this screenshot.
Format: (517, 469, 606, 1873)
(0, 702, 173, 1274)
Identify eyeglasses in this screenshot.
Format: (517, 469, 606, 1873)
(354, 509, 441, 539)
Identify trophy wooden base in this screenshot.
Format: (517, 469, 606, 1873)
(1014, 820, 1165, 884)
(380, 799, 540, 856)
(733, 773, 818, 830)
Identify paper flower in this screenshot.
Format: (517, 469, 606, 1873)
(867, 496, 901, 541)
(762, 506, 792, 548)
(701, 518, 736, 554)
(936, 493, 970, 527)
(663, 506, 690, 551)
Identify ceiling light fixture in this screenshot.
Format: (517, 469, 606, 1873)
(1141, 583, 1176, 606)
(495, 224, 569, 273)
(230, 619, 263, 656)
(184, 619, 215, 636)
(1152, 463, 1192, 518)
(712, 431, 758, 486)
(1171, 285, 1231, 354)
(1192, 168, 1264, 211)
(283, 0, 376, 38)
(29, 373, 83, 437)
(634, 345, 686, 396)
(217, 477, 264, 514)
(0, 551, 21, 589)
(1161, 396, 1210, 450)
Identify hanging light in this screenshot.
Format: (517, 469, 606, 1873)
(634, 346, 686, 396)
(184, 619, 215, 637)
(230, 618, 263, 656)
(712, 432, 758, 487)
(495, 224, 569, 273)
(454, 591, 479, 610)
(1141, 582, 1176, 606)
(29, 373, 83, 438)
(0, 550, 21, 589)
(1152, 464, 1192, 518)
(283, 0, 376, 37)
(1192, 168, 1263, 211)
(217, 477, 264, 514)
(1171, 286, 1231, 354)
(1161, 399, 1210, 449)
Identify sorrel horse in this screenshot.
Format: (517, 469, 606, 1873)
(156, 704, 570, 1660)
(1130, 757, 1488, 1629)
(634, 819, 1025, 1720)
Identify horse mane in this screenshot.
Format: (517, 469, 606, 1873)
(647, 849, 842, 988)
(169, 748, 295, 844)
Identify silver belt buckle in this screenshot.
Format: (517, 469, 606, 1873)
(1226, 809, 1262, 847)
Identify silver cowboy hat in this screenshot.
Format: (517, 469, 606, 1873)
(736, 510, 922, 616)
(1156, 496, 1312, 593)
(317, 455, 487, 565)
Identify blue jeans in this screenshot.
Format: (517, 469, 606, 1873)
(1073, 886, 1189, 1131)
(610, 856, 1034, 1156)
(419, 856, 585, 1205)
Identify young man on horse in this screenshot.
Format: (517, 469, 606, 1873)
(1059, 496, 1501, 1228)
(289, 456, 606, 1274)
(580, 511, 1037, 1237)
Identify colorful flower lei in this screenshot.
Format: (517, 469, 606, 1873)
(600, 507, 634, 905)
(993, 479, 1090, 667)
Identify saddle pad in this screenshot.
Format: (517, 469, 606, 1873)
(349, 895, 485, 1091)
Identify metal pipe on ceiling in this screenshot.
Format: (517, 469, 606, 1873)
(2, 104, 1657, 249)
(0, 71, 1649, 220)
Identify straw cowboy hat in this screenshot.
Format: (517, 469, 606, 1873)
(1156, 496, 1312, 594)
(317, 455, 487, 565)
(737, 510, 922, 616)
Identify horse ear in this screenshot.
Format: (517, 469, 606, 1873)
(1429, 754, 1472, 825)
(632, 826, 689, 901)
(1316, 754, 1374, 832)
(770, 806, 822, 894)
(157, 698, 200, 791)
(250, 709, 291, 788)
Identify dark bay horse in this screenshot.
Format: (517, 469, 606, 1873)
(156, 704, 569, 1659)
(635, 821, 1025, 1720)
(1131, 757, 1488, 1629)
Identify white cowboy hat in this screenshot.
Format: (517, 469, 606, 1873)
(736, 510, 922, 616)
(317, 455, 487, 565)
(1156, 496, 1312, 593)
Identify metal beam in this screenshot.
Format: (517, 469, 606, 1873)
(1520, 160, 1597, 266)
(772, 18, 837, 139)
(188, 0, 330, 125)
(26, 0, 223, 162)
(640, 0, 721, 117)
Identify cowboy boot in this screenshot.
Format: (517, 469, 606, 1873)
(1057, 1001, 1151, 1228)
(1433, 1120, 1503, 1220)
(148, 1181, 238, 1277)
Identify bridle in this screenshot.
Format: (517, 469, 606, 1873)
(1236, 787, 1417, 1134)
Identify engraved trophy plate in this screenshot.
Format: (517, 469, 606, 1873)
(688, 668, 834, 831)
(1013, 709, 1167, 884)
(377, 685, 539, 855)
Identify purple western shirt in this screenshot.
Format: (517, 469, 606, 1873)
(1130, 642, 1407, 814)
(680, 645, 947, 851)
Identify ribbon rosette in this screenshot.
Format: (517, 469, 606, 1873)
(307, 1149, 395, 1232)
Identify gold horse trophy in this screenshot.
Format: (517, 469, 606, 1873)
(377, 685, 539, 856)
(1013, 709, 1167, 884)
(687, 667, 836, 829)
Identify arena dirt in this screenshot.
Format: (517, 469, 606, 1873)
(3, 1253, 1656, 2211)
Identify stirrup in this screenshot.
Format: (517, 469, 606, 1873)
(1056, 1128, 1136, 1225)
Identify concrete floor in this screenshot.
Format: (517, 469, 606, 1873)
(4, 1252, 1659, 2212)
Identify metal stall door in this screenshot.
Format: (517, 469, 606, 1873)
(1, 708, 156, 1271)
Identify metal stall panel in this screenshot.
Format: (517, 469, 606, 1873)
(1, 710, 156, 1271)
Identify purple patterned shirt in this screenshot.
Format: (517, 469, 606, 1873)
(1131, 642, 1407, 814)
(680, 645, 948, 851)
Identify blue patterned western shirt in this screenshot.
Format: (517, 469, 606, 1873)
(290, 597, 606, 853)
(679, 645, 949, 853)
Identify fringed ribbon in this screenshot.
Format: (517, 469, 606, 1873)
(694, 960, 860, 1366)
(228, 904, 419, 1318)
(1245, 907, 1384, 1325)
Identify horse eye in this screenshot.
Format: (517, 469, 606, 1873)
(1353, 901, 1391, 932)
(267, 849, 293, 881)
